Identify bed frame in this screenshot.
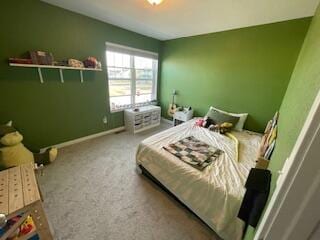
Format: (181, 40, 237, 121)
(137, 164, 246, 239)
(137, 164, 213, 231)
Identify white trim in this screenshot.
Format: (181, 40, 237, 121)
(10, 63, 102, 84)
(161, 117, 173, 125)
(41, 126, 125, 151)
(254, 89, 320, 240)
(9, 63, 102, 71)
(105, 42, 158, 59)
(106, 48, 158, 112)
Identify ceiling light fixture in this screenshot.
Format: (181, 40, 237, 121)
(147, 0, 163, 6)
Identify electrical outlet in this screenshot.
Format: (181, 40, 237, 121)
(103, 116, 108, 124)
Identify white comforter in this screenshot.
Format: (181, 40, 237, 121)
(136, 119, 262, 240)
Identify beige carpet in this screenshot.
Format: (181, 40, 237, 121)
(38, 122, 221, 240)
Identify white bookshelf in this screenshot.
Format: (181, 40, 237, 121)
(124, 106, 161, 134)
(9, 63, 102, 83)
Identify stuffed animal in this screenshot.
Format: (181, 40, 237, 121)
(0, 122, 57, 169)
(202, 116, 215, 128)
(209, 122, 234, 134)
(195, 118, 205, 127)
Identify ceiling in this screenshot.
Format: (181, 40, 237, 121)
(42, 0, 320, 40)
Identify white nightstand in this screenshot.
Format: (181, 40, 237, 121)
(173, 108, 193, 126)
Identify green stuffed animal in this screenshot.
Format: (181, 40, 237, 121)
(0, 121, 57, 169)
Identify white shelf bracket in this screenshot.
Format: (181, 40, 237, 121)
(80, 70, 83, 83)
(37, 68, 44, 83)
(59, 69, 64, 83)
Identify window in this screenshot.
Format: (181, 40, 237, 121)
(106, 43, 158, 112)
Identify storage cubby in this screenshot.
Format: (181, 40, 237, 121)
(124, 106, 161, 134)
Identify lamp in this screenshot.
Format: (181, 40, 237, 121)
(147, 0, 163, 5)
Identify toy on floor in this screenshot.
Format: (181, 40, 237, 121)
(0, 121, 57, 169)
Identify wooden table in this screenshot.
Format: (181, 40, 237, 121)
(0, 163, 53, 240)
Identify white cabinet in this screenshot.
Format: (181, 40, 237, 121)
(124, 106, 161, 133)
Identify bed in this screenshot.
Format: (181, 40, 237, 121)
(136, 119, 262, 240)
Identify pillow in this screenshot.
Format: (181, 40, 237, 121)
(206, 108, 240, 126)
(209, 106, 248, 131)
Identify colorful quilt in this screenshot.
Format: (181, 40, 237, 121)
(163, 136, 223, 170)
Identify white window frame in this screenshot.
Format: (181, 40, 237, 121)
(106, 42, 158, 112)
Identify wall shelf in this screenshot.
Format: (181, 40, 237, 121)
(9, 63, 102, 83)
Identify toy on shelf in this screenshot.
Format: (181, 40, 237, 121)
(0, 121, 57, 169)
(29, 51, 54, 65)
(68, 58, 84, 68)
(83, 56, 101, 69)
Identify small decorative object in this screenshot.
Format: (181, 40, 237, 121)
(209, 122, 233, 134)
(167, 89, 177, 117)
(54, 60, 69, 67)
(195, 118, 205, 127)
(29, 51, 54, 65)
(83, 56, 99, 69)
(8, 58, 33, 64)
(202, 116, 214, 128)
(68, 58, 84, 68)
(0, 121, 58, 169)
(258, 111, 279, 160)
(96, 61, 102, 69)
(20, 215, 36, 236)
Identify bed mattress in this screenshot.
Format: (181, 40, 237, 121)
(136, 119, 262, 240)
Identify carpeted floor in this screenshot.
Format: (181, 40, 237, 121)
(38, 122, 221, 240)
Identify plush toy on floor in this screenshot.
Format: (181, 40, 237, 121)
(0, 122, 57, 169)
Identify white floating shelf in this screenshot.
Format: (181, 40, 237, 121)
(9, 63, 102, 83)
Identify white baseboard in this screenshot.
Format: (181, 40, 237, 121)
(41, 126, 125, 151)
(161, 117, 173, 125)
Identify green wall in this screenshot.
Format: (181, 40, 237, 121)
(160, 18, 310, 132)
(244, 4, 320, 240)
(0, 0, 161, 150)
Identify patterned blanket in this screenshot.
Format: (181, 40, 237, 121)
(163, 136, 223, 170)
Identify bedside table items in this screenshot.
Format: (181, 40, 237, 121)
(173, 107, 193, 126)
(167, 90, 177, 117)
(125, 106, 161, 133)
